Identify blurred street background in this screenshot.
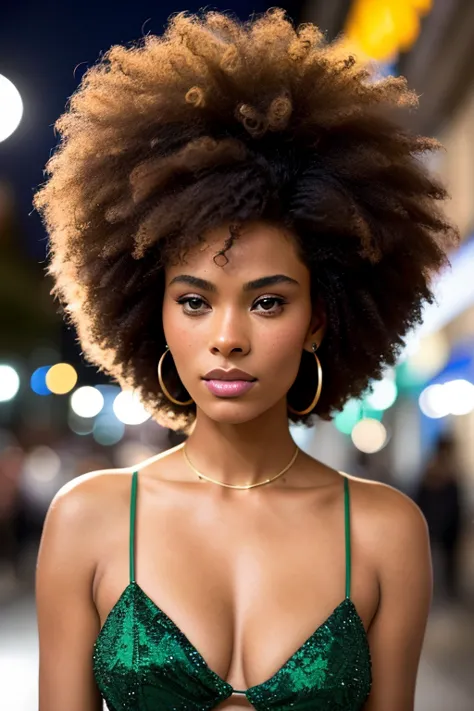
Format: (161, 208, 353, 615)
(1, 1, 474, 709)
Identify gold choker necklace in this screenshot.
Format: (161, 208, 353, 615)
(181, 444, 299, 490)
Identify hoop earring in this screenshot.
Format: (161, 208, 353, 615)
(157, 345, 194, 406)
(287, 343, 323, 416)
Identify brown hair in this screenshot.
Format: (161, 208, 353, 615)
(33, 8, 459, 431)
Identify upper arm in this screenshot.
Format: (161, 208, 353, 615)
(36, 474, 106, 711)
(364, 486, 433, 711)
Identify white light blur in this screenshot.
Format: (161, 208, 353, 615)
(0, 364, 20, 402)
(22, 446, 63, 511)
(366, 378, 398, 410)
(70, 386, 105, 418)
(113, 390, 152, 425)
(351, 418, 388, 453)
(418, 380, 474, 418)
(444, 379, 474, 416)
(419, 384, 450, 419)
(24, 445, 61, 483)
(0, 74, 23, 142)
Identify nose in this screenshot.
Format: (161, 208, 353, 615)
(209, 307, 251, 357)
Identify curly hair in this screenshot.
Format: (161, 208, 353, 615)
(33, 8, 459, 431)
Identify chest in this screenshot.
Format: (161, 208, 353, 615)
(94, 483, 378, 692)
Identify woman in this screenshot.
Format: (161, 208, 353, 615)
(34, 9, 458, 711)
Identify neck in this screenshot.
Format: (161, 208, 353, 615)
(184, 400, 298, 488)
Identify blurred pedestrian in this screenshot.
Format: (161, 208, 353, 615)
(414, 434, 463, 601)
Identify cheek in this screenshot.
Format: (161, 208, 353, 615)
(261, 318, 308, 376)
(161, 300, 201, 379)
(162, 298, 188, 345)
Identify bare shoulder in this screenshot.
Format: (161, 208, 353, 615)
(342, 471, 428, 529)
(47, 466, 130, 527)
(44, 442, 184, 535)
(337, 477, 432, 709)
(340, 471, 430, 568)
(55, 465, 131, 500)
(37, 468, 129, 578)
(36, 467, 139, 711)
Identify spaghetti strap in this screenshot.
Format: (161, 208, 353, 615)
(343, 476, 351, 599)
(129, 470, 138, 584)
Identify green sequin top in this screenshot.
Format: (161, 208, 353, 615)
(93, 471, 372, 710)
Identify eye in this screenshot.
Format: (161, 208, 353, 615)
(176, 295, 209, 315)
(252, 296, 287, 315)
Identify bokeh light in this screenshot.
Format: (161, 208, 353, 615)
(366, 377, 398, 410)
(22, 446, 64, 509)
(418, 380, 474, 418)
(45, 363, 78, 394)
(113, 390, 152, 425)
(67, 410, 95, 436)
(351, 418, 388, 453)
(0, 364, 20, 402)
(93, 413, 125, 446)
(419, 383, 450, 419)
(30, 366, 52, 396)
(334, 399, 363, 435)
(446, 379, 474, 415)
(70, 386, 105, 418)
(0, 73, 23, 142)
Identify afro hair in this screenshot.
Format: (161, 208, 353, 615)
(33, 8, 459, 431)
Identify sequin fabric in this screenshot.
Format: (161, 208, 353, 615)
(92, 472, 372, 711)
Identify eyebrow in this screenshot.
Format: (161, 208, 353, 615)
(168, 274, 300, 292)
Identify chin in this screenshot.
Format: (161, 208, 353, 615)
(200, 401, 271, 425)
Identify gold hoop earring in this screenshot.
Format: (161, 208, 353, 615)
(157, 345, 193, 406)
(287, 343, 322, 416)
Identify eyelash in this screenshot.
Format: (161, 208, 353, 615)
(176, 295, 288, 317)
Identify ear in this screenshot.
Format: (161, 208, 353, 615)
(303, 299, 326, 352)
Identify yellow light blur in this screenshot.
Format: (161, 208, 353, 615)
(387, 0, 420, 51)
(347, 0, 399, 62)
(345, 0, 430, 62)
(411, 0, 432, 14)
(45, 363, 78, 394)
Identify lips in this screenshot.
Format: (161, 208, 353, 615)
(203, 379, 256, 398)
(202, 368, 257, 398)
(203, 368, 257, 382)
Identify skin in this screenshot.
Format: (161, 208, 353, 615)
(36, 220, 433, 711)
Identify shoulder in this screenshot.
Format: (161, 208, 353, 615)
(340, 479, 433, 708)
(342, 472, 430, 576)
(46, 442, 190, 528)
(41, 468, 133, 560)
(49, 467, 132, 518)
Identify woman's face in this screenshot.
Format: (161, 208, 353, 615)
(162, 220, 325, 424)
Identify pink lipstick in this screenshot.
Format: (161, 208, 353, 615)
(204, 379, 256, 397)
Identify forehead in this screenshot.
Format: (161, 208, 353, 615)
(167, 221, 308, 280)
